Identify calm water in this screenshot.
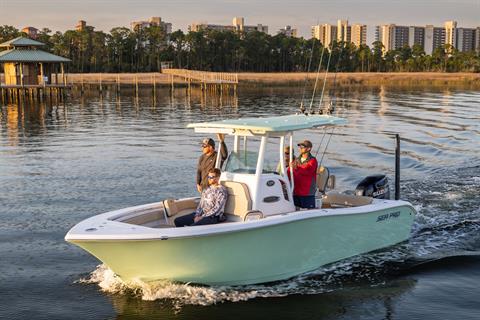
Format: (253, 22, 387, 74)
(0, 86, 479, 319)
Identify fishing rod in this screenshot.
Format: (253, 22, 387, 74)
(318, 41, 343, 115)
(307, 45, 326, 114)
(317, 46, 333, 113)
(299, 38, 316, 114)
(313, 44, 335, 157)
(316, 42, 344, 166)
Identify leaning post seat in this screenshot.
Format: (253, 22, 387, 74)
(317, 166, 330, 194)
(322, 191, 373, 208)
(221, 181, 254, 221)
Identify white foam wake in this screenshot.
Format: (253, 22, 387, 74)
(77, 264, 291, 306)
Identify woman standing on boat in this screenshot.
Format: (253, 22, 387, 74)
(289, 140, 318, 209)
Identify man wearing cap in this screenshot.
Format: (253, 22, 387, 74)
(196, 134, 228, 193)
(288, 140, 318, 209)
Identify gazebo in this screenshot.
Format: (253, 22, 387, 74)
(0, 36, 70, 87)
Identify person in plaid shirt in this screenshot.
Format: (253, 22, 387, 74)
(175, 168, 228, 227)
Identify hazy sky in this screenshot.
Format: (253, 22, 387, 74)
(0, 0, 478, 43)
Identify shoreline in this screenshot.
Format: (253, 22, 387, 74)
(5, 72, 477, 88)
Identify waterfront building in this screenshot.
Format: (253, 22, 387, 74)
(131, 17, 172, 34)
(0, 37, 70, 86)
(189, 17, 268, 34)
(277, 25, 298, 38)
(21, 27, 38, 39)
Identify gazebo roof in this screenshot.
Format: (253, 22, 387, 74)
(0, 36, 45, 48)
(0, 49, 71, 63)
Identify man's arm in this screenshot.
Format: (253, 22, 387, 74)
(220, 141, 228, 161)
(195, 190, 206, 217)
(217, 133, 228, 162)
(196, 156, 203, 186)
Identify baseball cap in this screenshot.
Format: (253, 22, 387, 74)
(297, 140, 313, 148)
(201, 138, 215, 148)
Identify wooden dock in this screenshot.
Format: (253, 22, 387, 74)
(0, 84, 70, 103)
(1, 70, 240, 105)
(162, 69, 238, 93)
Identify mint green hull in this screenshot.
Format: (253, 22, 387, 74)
(71, 205, 415, 286)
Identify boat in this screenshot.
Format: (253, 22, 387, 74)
(65, 114, 416, 286)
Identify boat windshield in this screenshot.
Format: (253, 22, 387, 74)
(224, 137, 281, 174)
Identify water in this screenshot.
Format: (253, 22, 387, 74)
(0, 86, 479, 319)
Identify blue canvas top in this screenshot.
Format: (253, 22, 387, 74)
(188, 114, 347, 134)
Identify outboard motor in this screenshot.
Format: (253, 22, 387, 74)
(355, 175, 390, 199)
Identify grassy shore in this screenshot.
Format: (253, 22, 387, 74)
(11, 72, 477, 88)
(237, 72, 480, 87)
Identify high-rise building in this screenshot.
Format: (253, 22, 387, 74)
(378, 23, 447, 54)
(312, 20, 365, 47)
(377, 20, 479, 55)
(232, 17, 244, 31)
(278, 25, 298, 38)
(392, 25, 409, 49)
(311, 24, 337, 46)
(408, 26, 425, 48)
(351, 24, 367, 47)
(131, 17, 172, 34)
(424, 25, 445, 54)
(476, 28, 480, 52)
(376, 24, 409, 51)
(456, 27, 477, 52)
(189, 17, 268, 34)
(337, 20, 350, 42)
(444, 20, 457, 49)
(376, 24, 393, 51)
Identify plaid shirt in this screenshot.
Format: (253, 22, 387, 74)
(195, 184, 228, 218)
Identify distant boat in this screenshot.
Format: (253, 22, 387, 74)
(65, 114, 416, 286)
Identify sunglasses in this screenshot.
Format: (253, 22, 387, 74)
(207, 175, 218, 180)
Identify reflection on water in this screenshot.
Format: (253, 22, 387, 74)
(107, 278, 416, 319)
(0, 86, 479, 319)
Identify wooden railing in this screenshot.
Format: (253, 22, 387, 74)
(162, 69, 238, 84)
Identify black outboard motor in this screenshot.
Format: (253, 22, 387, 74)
(355, 175, 390, 199)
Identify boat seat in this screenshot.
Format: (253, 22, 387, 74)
(322, 191, 373, 208)
(317, 166, 330, 194)
(163, 198, 198, 218)
(221, 181, 253, 221)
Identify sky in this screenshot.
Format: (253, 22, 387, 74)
(0, 0, 479, 44)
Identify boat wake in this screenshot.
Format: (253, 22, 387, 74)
(78, 165, 480, 307)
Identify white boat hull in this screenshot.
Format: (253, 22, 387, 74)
(66, 200, 415, 285)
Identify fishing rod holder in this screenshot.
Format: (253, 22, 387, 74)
(395, 134, 400, 200)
